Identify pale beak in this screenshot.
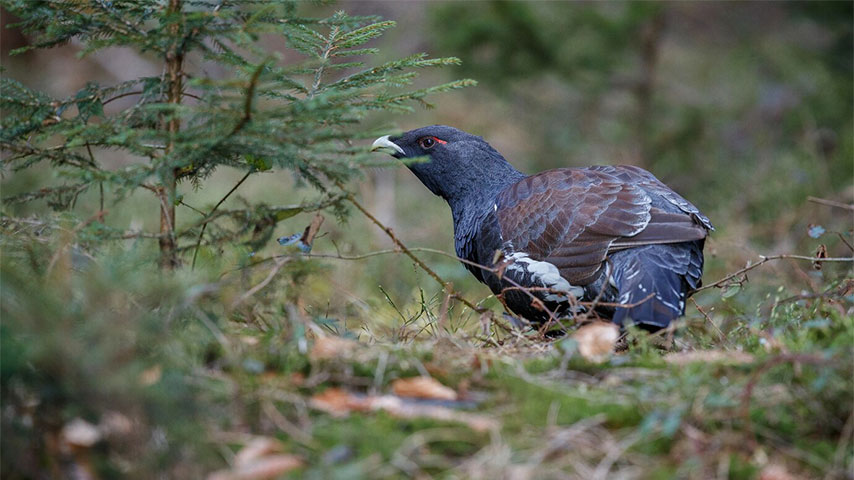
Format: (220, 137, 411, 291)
(371, 135, 405, 156)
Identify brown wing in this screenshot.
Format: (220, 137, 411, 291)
(589, 164, 714, 230)
(495, 168, 707, 285)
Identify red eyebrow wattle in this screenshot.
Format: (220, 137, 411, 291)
(433, 137, 447, 145)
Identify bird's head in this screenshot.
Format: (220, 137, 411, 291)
(371, 125, 524, 203)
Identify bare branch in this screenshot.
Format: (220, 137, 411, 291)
(341, 189, 487, 316)
(191, 171, 251, 270)
(807, 196, 854, 211)
(693, 254, 853, 294)
(231, 256, 291, 308)
(689, 297, 731, 347)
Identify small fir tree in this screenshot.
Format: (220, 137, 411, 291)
(1, 0, 474, 268)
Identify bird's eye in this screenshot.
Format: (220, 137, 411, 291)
(418, 137, 436, 149)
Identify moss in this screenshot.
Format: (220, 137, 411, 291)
(488, 369, 643, 431)
(308, 413, 485, 463)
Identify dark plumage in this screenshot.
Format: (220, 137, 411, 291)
(372, 125, 712, 330)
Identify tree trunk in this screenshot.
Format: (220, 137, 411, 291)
(159, 0, 183, 270)
(634, 10, 665, 168)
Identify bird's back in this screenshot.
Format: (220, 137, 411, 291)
(468, 165, 711, 329)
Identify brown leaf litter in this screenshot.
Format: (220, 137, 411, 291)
(309, 379, 497, 433)
(207, 437, 303, 480)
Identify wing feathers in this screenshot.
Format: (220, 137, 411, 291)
(496, 167, 710, 285)
(611, 209, 707, 248)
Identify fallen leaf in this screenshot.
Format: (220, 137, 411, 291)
(207, 455, 303, 480)
(277, 214, 325, 253)
(240, 336, 260, 346)
(813, 244, 827, 270)
(234, 437, 283, 468)
(759, 463, 800, 480)
(139, 364, 162, 386)
(308, 388, 497, 432)
(309, 388, 371, 417)
(309, 336, 357, 361)
(424, 362, 449, 378)
(573, 322, 620, 362)
(289, 372, 305, 387)
(456, 378, 471, 400)
(99, 411, 133, 437)
(392, 376, 457, 401)
(61, 418, 101, 447)
(492, 250, 509, 279)
(208, 437, 303, 480)
(479, 311, 493, 336)
(301, 214, 325, 247)
(664, 350, 754, 365)
(371, 395, 498, 433)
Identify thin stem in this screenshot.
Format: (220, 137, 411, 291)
(84, 143, 104, 211)
(693, 254, 854, 294)
(341, 188, 486, 315)
(159, 0, 184, 270)
(690, 297, 730, 347)
(176, 196, 343, 248)
(191, 171, 252, 270)
(231, 256, 291, 308)
(179, 200, 207, 217)
(103, 91, 143, 106)
(807, 196, 854, 211)
(102, 90, 202, 106)
(836, 232, 854, 252)
(307, 27, 338, 99)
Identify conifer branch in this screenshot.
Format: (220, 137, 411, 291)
(2, 2, 475, 273)
(307, 26, 339, 99)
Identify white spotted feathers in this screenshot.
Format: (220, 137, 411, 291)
(504, 252, 584, 303)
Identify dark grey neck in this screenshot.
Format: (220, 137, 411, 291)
(448, 168, 527, 256)
(449, 169, 525, 221)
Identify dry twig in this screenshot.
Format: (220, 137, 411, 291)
(341, 189, 487, 315)
(689, 297, 730, 346)
(807, 196, 854, 211)
(231, 256, 291, 308)
(191, 171, 251, 270)
(692, 254, 853, 294)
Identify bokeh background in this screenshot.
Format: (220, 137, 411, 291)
(2, 0, 852, 326)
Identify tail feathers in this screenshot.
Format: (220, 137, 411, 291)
(611, 246, 691, 330)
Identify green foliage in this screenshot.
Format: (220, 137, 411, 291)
(0, 1, 477, 476)
(2, 231, 851, 477)
(0, 239, 225, 477)
(1, 0, 474, 266)
(431, 1, 663, 88)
